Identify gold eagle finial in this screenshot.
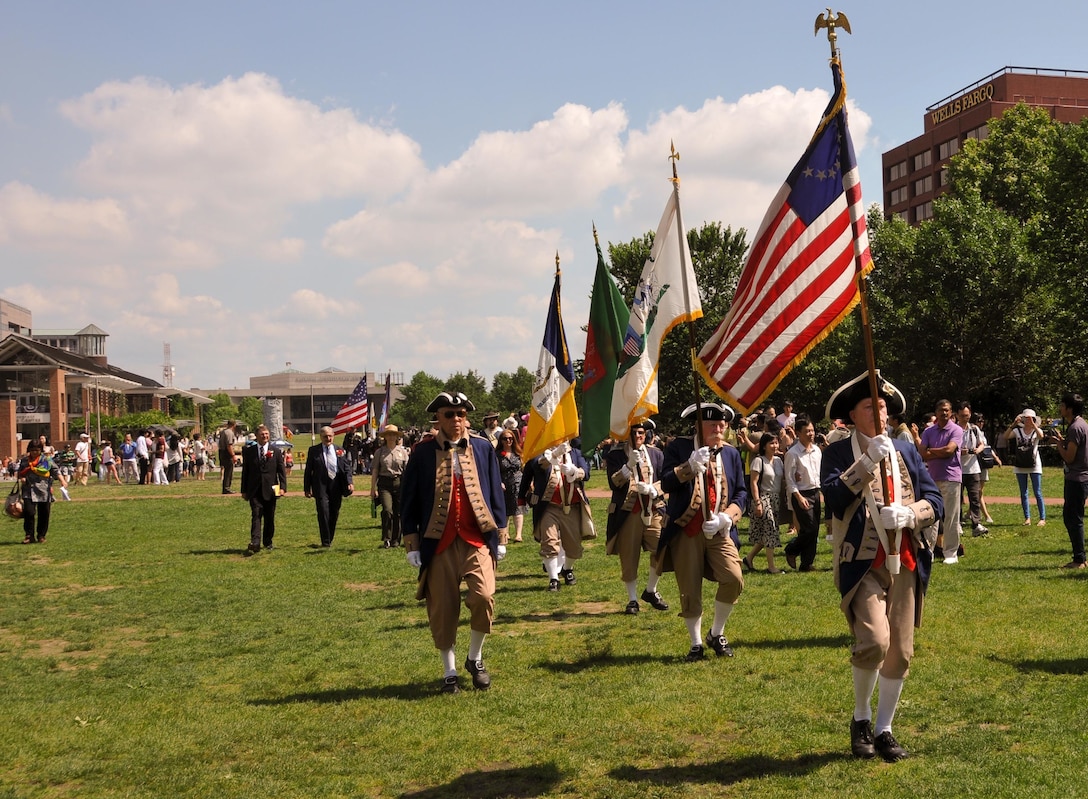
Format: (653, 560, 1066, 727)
(815, 9, 852, 56)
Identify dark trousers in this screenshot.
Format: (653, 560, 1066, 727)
(378, 476, 402, 544)
(961, 473, 984, 529)
(138, 456, 150, 484)
(23, 501, 51, 540)
(221, 455, 235, 491)
(249, 495, 278, 548)
(785, 488, 821, 569)
(1063, 479, 1087, 564)
(314, 489, 344, 546)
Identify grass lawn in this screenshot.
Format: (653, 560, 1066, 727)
(1, 464, 1085, 798)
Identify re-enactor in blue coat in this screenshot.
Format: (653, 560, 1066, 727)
(821, 371, 942, 764)
(658, 403, 747, 661)
(401, 392, 508, 695)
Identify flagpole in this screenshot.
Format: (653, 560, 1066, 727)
(819, 10, 896, 549)
(669, 143, 713, 521)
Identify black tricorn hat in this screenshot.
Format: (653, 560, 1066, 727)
(681, 403, 735, 423)
(630, 418, 656, 432)
(825, 370, 906, 421)
(426, 391, 476, 414)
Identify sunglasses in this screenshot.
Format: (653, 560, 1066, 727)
(500, 436, 514, 441)
(442, 410, 468, 419)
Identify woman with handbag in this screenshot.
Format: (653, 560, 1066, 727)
(744, 433, 786, 574)
(1005, 409, 1046, 526)
(17, 439, 67, 544)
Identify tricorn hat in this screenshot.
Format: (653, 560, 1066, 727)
(630, 418, 657, 432)
(681, 403, 735, 423)
(426, 391, 476, 414)
(825, 370, 906, 421)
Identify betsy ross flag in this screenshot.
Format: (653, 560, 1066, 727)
(330, 375, 369, 434)
(697, 55, 872, 414)
(580, 234, 627, 453)
(522, 266, 580, 462)
(609, 189, 702, 440)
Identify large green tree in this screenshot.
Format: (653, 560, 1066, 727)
(389, 371, 444, 430)
(490, 367, 533, 418)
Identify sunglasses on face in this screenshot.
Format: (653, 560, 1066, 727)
(443, 410, 468, 419)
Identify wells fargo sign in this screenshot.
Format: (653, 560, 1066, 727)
(930, 84, 994, 125)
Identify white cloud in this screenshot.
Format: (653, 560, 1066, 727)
(2, 74, 875, 389)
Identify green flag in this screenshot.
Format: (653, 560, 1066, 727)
(580, 237, 627, 452)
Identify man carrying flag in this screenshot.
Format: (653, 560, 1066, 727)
(522, 260, 593, 591)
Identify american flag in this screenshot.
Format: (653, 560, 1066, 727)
(330, 375, 369, 434)
(697, 56, 871, 414)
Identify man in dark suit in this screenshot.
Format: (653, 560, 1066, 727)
(401, 391, 508, 694)
(240, 424, 288, 554)
(304, 425, 354, 547)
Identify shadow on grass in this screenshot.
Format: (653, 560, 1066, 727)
(400, 761, 562, 798)
(997, 655, 1088, 675)
(610, 751, 843, 786)
(538, 652, 666, 673)
(187, 548, 252, 556)
(249, 680, 450, 704)
(740, 633, 853, 650)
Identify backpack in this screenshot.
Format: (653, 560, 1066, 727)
(1012, 430, 1036, 469)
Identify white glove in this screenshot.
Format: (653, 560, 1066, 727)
(60, 487, 71, 501)
(687, 446, 711, 475)
(407, 551, 422, 569)
(879, 503, 916, 530)
(861, 435, 896, 472)
(701, 512, 732, 538)
(617, 464, 632, 482)
(560, 463, 579, 480)
(644, 484, 658, 501)
(496, 545, 507, 562)
(633, 480, 651, 495)
(542, 449, 553, 464)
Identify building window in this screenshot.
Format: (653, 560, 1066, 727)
(892, 210, 909, 222)
(890, 186, 909, 205)
(914, 201, 934, 223)
(913, 175, 933, 196)
(965, 124, 989, 141)
(940, 168, 951, 187)
(913, 150, 932, 171)
(938, 138, 960, 160)
(888, 161, 908, 182)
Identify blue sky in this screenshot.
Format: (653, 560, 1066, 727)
(3, 1, 1086, 392)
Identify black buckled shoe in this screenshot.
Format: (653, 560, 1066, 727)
(464, 659, 491, 690)
(441, 675, 460, 694)
(705, 633, 734, 657)
(548, 578, 560, 592)
(685, 644, 706, 662)
(873, 730, 909, 762)
(640, 589, 669, 610)
(560, 568, 577, 586)
(624, 600, 640, 615)
(850, 718, 876, 759)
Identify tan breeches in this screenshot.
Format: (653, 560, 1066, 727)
(671, 532, 744, 618)
(423, 536, 495, 651)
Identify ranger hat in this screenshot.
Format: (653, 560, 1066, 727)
(825, 370, 906, 420)
(380, 425, 402, 438)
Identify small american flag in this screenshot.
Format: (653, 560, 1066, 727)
(330, 375, 369, 434)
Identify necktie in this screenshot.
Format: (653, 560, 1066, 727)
(326, 446, 336, 479)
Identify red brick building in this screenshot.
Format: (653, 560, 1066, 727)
(882, 67, 1088, 225)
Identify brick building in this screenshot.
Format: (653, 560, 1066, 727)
(882, 67, 1088, 225)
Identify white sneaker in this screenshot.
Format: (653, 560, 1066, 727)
(943, 554, 959, 565)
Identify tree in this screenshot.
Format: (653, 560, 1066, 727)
(390, 371, 444, 430)
(605, 221, 748, 433)
(206, 393, 239, 429)
(490, 367, 533, 418)
(237, 397, 264, 431)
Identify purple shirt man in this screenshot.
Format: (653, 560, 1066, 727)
(918, 400, 963, 564)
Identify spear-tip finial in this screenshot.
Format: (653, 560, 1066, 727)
(555, 250, 561, 275)
(592, 222, 599, 247)
(669, 141, 680, 182)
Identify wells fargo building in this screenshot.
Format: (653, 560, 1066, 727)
(882, 67, 1088, 224)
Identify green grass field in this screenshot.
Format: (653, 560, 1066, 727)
(1, 465, 1085, 798)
